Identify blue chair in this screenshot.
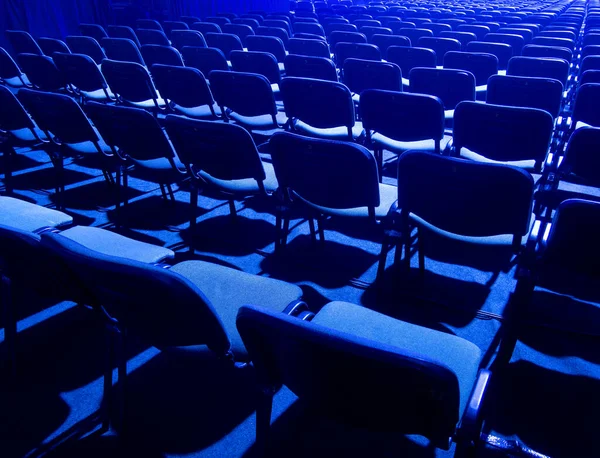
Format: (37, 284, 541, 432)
(386, 46, 436, 88)
(263, 19, 292, 37)
(531, 36, 575, 52)
(328, 30, 367, 49)
(484, 33, 525, 55)
(181, 46, 229, 76)
(255, 26, 290, 47)
(206, 16, 232, 28)
(0, 47, 29, 88)
(439, 31, 478, 50)
(223, 23, 255, 47)
(80, 23, 108, 43)
(170, 30, 206, 51)
(236, 301, 489, 455)
(246, 35, 286, 66)
(229, 50, 281, 86)
(580, 69, 600, 85)
(65, 36, 106, 64)
(443, 51, 498, 99)
(280, 77, 362, 141)
(107, 26, 141, 48)
(457, 24, 491, 40)
(53, 52, 114, 103)
(234, 18, 260, 31)
(191, 21, 222, 36)
(101, 38, 145, 66)
(422, 23, 452, 36)
(522, 44, 573, 62)
(16, 53, 69, 92)
(205, 33, 244, 60)
(287, 37, 330, 58)
(466, 41, 513, 70)
(418, 37, 462, 66)
(369, 34, 410, 59)
(151, 65, 219, 119)
(37, 38, 70, 56)
(6, 30, 43, 55)
(163, 20, 189, 38)
(507, 56, 569, 89)
(136, 19, 163, 32)
(294, 21, 326, 37)
(136, 29, 170, 47)
(140, 45, 184, 73)
(453, 101, 554, 173)
(181, 16, 203, 27)
(396, 27, 434, 46)
(343, 58, 401, 102)
(359, 26, 392, 42)
(164, 116, 279, 224)
(334, 42, 381, 67)
(284, 54, 337, 81)
(325, 23, 358, 36)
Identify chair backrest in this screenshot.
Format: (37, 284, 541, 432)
(163, 20, 190, 38)
(230, 50, 280, 84)
(136, 19, 163, 32)
(235, 302, 464, 445)
(396, 27, 434, 46)
(191, 21, 222, 35)
(246, 35, 286, 62)
(207, 16, 231, 27)
(284, 54, 337, 81)
(361, 90, 444, 146)
(422, 23, 452, 36)
(101, 38, 145, 65)
(484, 33, 525, 55)
(531, 36, 575, 51)
(457, 24, 491, 40)
(164, 115, 266, 183)
(294, 22, 326, 37)
(65, 36, 106, 64)
(538, 30, 576, 41)
(181, 16, 202, 27)
(205, 33, 244, 59)
(181, 46, 229, 75)
(386, 46, 436, 79)
(287, 37, 330, 58)
(255, 26, 290, 46)
(497, 27, 534, 43)
(507, 56, 569, 87)
(328, 30, 367, 48)
(343, 58, 401, 94)
(269, 131, 380, 209)
(0, 47, 25, 82)
(397, 150, 534, 238)
(466, 41, 513, 69)
(369, 34, 410, 59)
(522, 44, 573, 61)
(53, 52, 109, 93)
(101, 59, 158, 103)
(152, 64, 213, 109)
(85, 102, 175, 162)
(582, 45, 600, 60)
(136, 29, 170, 47)
(80, 23, 108, 43)
(210, 70, 277, 119)
(17, 88, 100, 145)
(0, 85, 36, 133)
(360, 26, 392, 42)
(141, 45, 184, 68)
(561, 127, 600, 185)
(409, 67, 475, 111)
(6, 30, 43, 55)
(579, 55, 600, 74)
(170, 30, 207, 51)
(335, 42, 380, 67)
(234, 18, 260, 31)
(453, 101, 553, 169)
(583, 33, 600, 48)
(580, 69, 600, 85)
(222, 23, 255, 47)
(542, 199, 600, 276)
(107, 25, 141, 48)
(40, 231, 230, 352)
(38, 38, 70, 56)
(417, 37, 462, 65)
(574, 83, 600, 127)
(17, 54, 68, 91)
(439, 31, 478, 50)
(443, 51, 498, 86)
(263, 19, 292, 36)
(326, 23, 358, 36)
(487, 75, 563, 119)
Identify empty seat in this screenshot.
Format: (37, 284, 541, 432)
(80, 23, 108, 43)
(439, 31, 478, 50)
(53, 52, 114, 102)
(287, 37, 330, 58)
(387, 46, 436, 88)
(255, 26, 290, 46)
(136, 19, 163, 32)
(343, 59, 401, 102)
(65, 36, 106, 64)
(294, 22, 326, 37)
(522, 44, 573, 62)
(0, 47, 29, 88)
(191, 21, 222, 36)
(181, 46, 229, 76)
(107, 26, 141, 48)
(466, 41, 513, 70)
(163, 21, 189, 38)
(328, 31, 367, 49)
(507, 56, 569, 88)
(6, 30, 43, 55)
(443, 51, 498, 98)
(369, 35, 410, 59)
(136, 29, 170, 47)
(246, 35, 286, 64)
(37, 38, 70, 56)
(101, 38, 145, 66)
(569, 83, 600, 130)
(230, 50, 280, 87)
(141, 45, 184, 70)
(284, 54, 337, 81)
(223, 23, 255, 47)
(418, 37, 462, 66)
(17, 54, 68, 92)
(335, 42, 381, 67)
(205, 33, 244, 60)
(170, 30, 207, 51)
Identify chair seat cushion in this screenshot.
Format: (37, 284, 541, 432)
(170, 260, 303, 359)
(10, 127, 47, 143)
(127, 97, 167, 109)
(444, 109, 455, 121)
(372, 132, 452, 154)
(60, 225, 175, 263)
(0, 196, 73, 232)
(228, 110, 288, 130)
(459, 146, 536, 171)
(199, 160, 278, 194)
(130, 155, 186, 184)
(311, 301, 482, 416)
(173, 103, 221, 119)
(293, 120, 364, 141)
(66, 138, 113, 156)
(297, 182, 397, 220)
(81, 88, 115, 102)
(3, 75, 30, 88)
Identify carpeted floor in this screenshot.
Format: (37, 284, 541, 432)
(0, 139, 599, 458)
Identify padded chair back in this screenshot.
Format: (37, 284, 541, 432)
(294, 22, 326, 37)
(101, 38, 145, 65)
(53, 52, 109, 93)
(343, 58, 401, 94)
(136, 29, 170, 47)
(386, 46, 436, 79)
(453, 101, 553, 169)
(417, 37, 462, 65)
(443, 51, 498, 86)
(487, 75, 563, 119)
(85, 102, 175, 162)
(107, 26, 141, 48)
(583, 33, 600, 48)
(542, 199, 600, 275)
(236, 302, 464, 445)
(360, 26, 392, 42)
(507, 56, 569, 87)
(163, 21, 190, 38)
(205, 33, 244, 59)
(136, 19, 163, 32)
(164, 115, 266, 182)
(280, 77, 354, 129)
(17, 88, 99, 144)
(287, 38, 330, 58)
(466, 41, 512, 69)
(335, 42, 381, 67)
(582, 45, 600, 60)
(531, 36, 575, 51)
(65, 36, 106, 64)
(38, 38, 70, 56)
(209, 70, 277, 118)
(409, 68, 475, 110)
(396, 28, 434, 45)
(181, 46, 229, 75)
(170, 30, 206, 51)
(522, 44, 573, 61)
(17, 54, 67, 91)
(361, 90, 444, 144)
(191, 22, 222, 35)
(0, 85, 36, 133)
(223, 24, 255, 46)
(0, 47, 25, 83)
(484, 33, 525, 55)
(152, 65, 214, 108)
(329, 31, 367, 49)
(439, 31, 478, 50)
(561, 127, 600, 184)
(326, 23, 358, 36)
(369, 35, 410, 59)
(497, 27, 534, 43)
(284, 54, 337, 81)
(579, 55, 600, 74)
(6, 31, 43, 55)
(246, 35, 286, 62)
(397, 150, 534, 238)
(263, 19, 292, 36)
(181, 16, 202, 27)
(269, 131, 380, 209)
(234, 18, 260, 31)
(255, 26, 290, 46)
(40, 231, 230, 352)
(101, 59, 158, 103)
(580, 69, 600, 85)
(422, 23, 452, 36)
(539, 30, 576, 41)
(80, 24, 108, 43)
(230, 50, 280, 84)
(141, 45, 184, 68)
